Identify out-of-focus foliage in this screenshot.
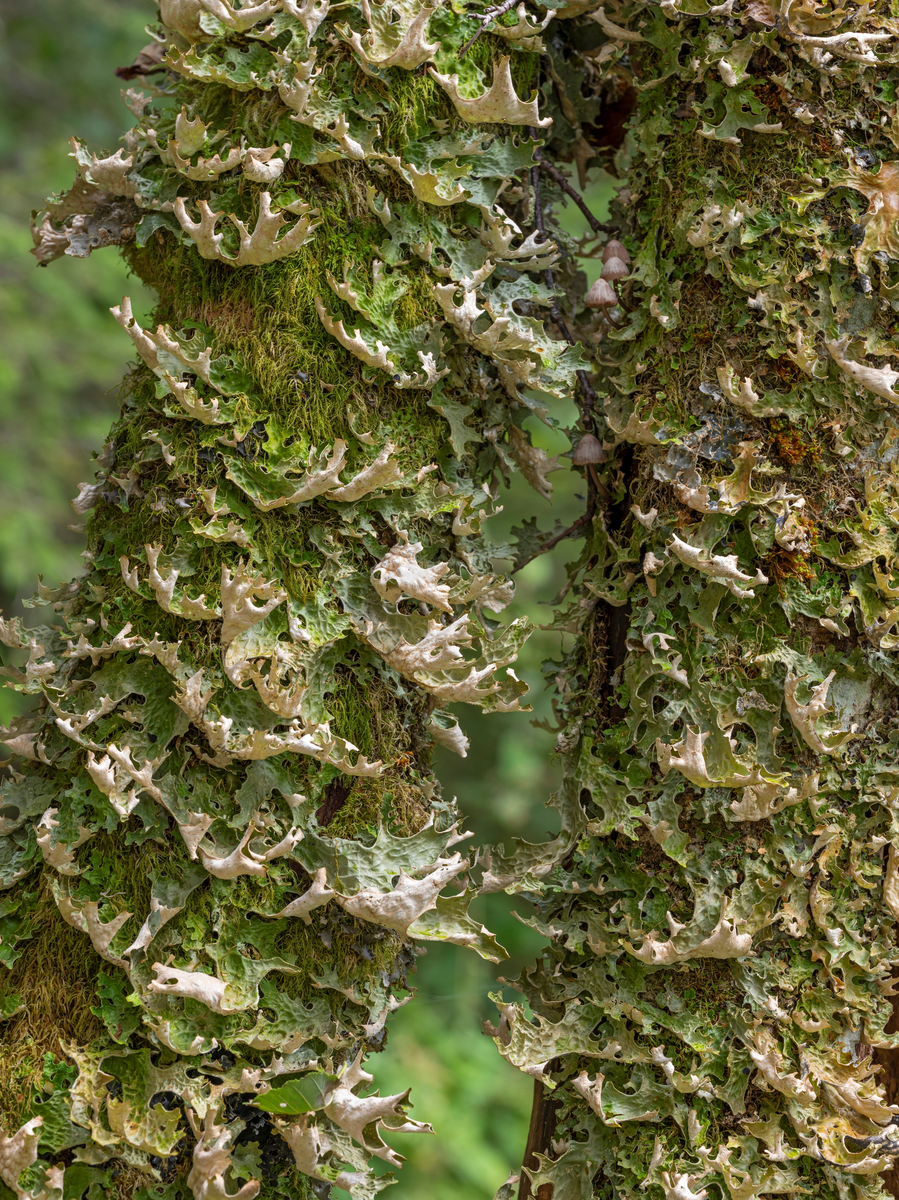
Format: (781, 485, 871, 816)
(370, 906, 543, 1199)
(0, 0, 152, 642)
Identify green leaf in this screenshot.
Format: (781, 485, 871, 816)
(251, 1071, 336, 1115)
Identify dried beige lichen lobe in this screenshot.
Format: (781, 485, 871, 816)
(477, 2, 899, 1200)
(5, 0, 598, 1196)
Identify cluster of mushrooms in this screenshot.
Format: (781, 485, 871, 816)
(585, 237, 631, 317)
(570, 238, 631, 467)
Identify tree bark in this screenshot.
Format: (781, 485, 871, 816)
(518, 1070, 561, 1200)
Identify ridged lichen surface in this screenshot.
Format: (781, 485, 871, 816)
(3, 0, 598, 1197)
(482, 2, 899, 1199)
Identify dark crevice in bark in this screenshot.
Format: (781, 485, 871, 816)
(602, 443, 636, 719)
(518, 1074, 561, 1200)
(584, 86, 638, 161)
(315, 778, 354, 827)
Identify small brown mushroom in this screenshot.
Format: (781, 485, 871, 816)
(571, 434, 607, 465)
(585, 277, 618, 309)
(601, 256, 629, 282)
(602, 238, 631, 265)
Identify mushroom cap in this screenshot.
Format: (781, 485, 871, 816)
(602, 238, 631, 265)
(601, 256, 629, 282)
(571, 434, 607, 465)
(585, 277, 618, 309)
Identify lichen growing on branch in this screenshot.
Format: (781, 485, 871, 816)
(5, 0, 599, 1195)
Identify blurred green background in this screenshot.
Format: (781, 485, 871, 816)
(0, 3, 611, 1193)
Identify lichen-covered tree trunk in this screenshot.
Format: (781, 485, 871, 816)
(2, 1, 600, 1197)
(483, 3, 899, 1200)
(8, 0, 899, 1199)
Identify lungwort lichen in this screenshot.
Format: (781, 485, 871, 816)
(16, 0, 899, 1198)
(479, 2, 899, 1199)
(4, 0, 598, 1195)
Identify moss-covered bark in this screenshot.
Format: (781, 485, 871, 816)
(485, 3, 899, 1199)
(3, 1, 602, 1197)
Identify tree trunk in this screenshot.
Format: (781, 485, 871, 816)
(5, 2, 596, 1197)
(487, 3, 899, 1200)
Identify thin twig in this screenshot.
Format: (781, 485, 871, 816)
(459, 0, 520, 56)
(534, 148, 618, 235)
(535, 495, 598, 557)
(511, 163, 607, 574)
(530, 164, 571, 338)
(512, 486, 600, 574)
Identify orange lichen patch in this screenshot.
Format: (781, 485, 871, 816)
(767, 412, 823, 466)
(770, 425, 821, 466)
(752, 79, 788, 114)
(834, 161, 899, 270)
(774, 429, 807, 464)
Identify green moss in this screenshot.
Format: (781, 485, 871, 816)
(0, 884, 105, 1131)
